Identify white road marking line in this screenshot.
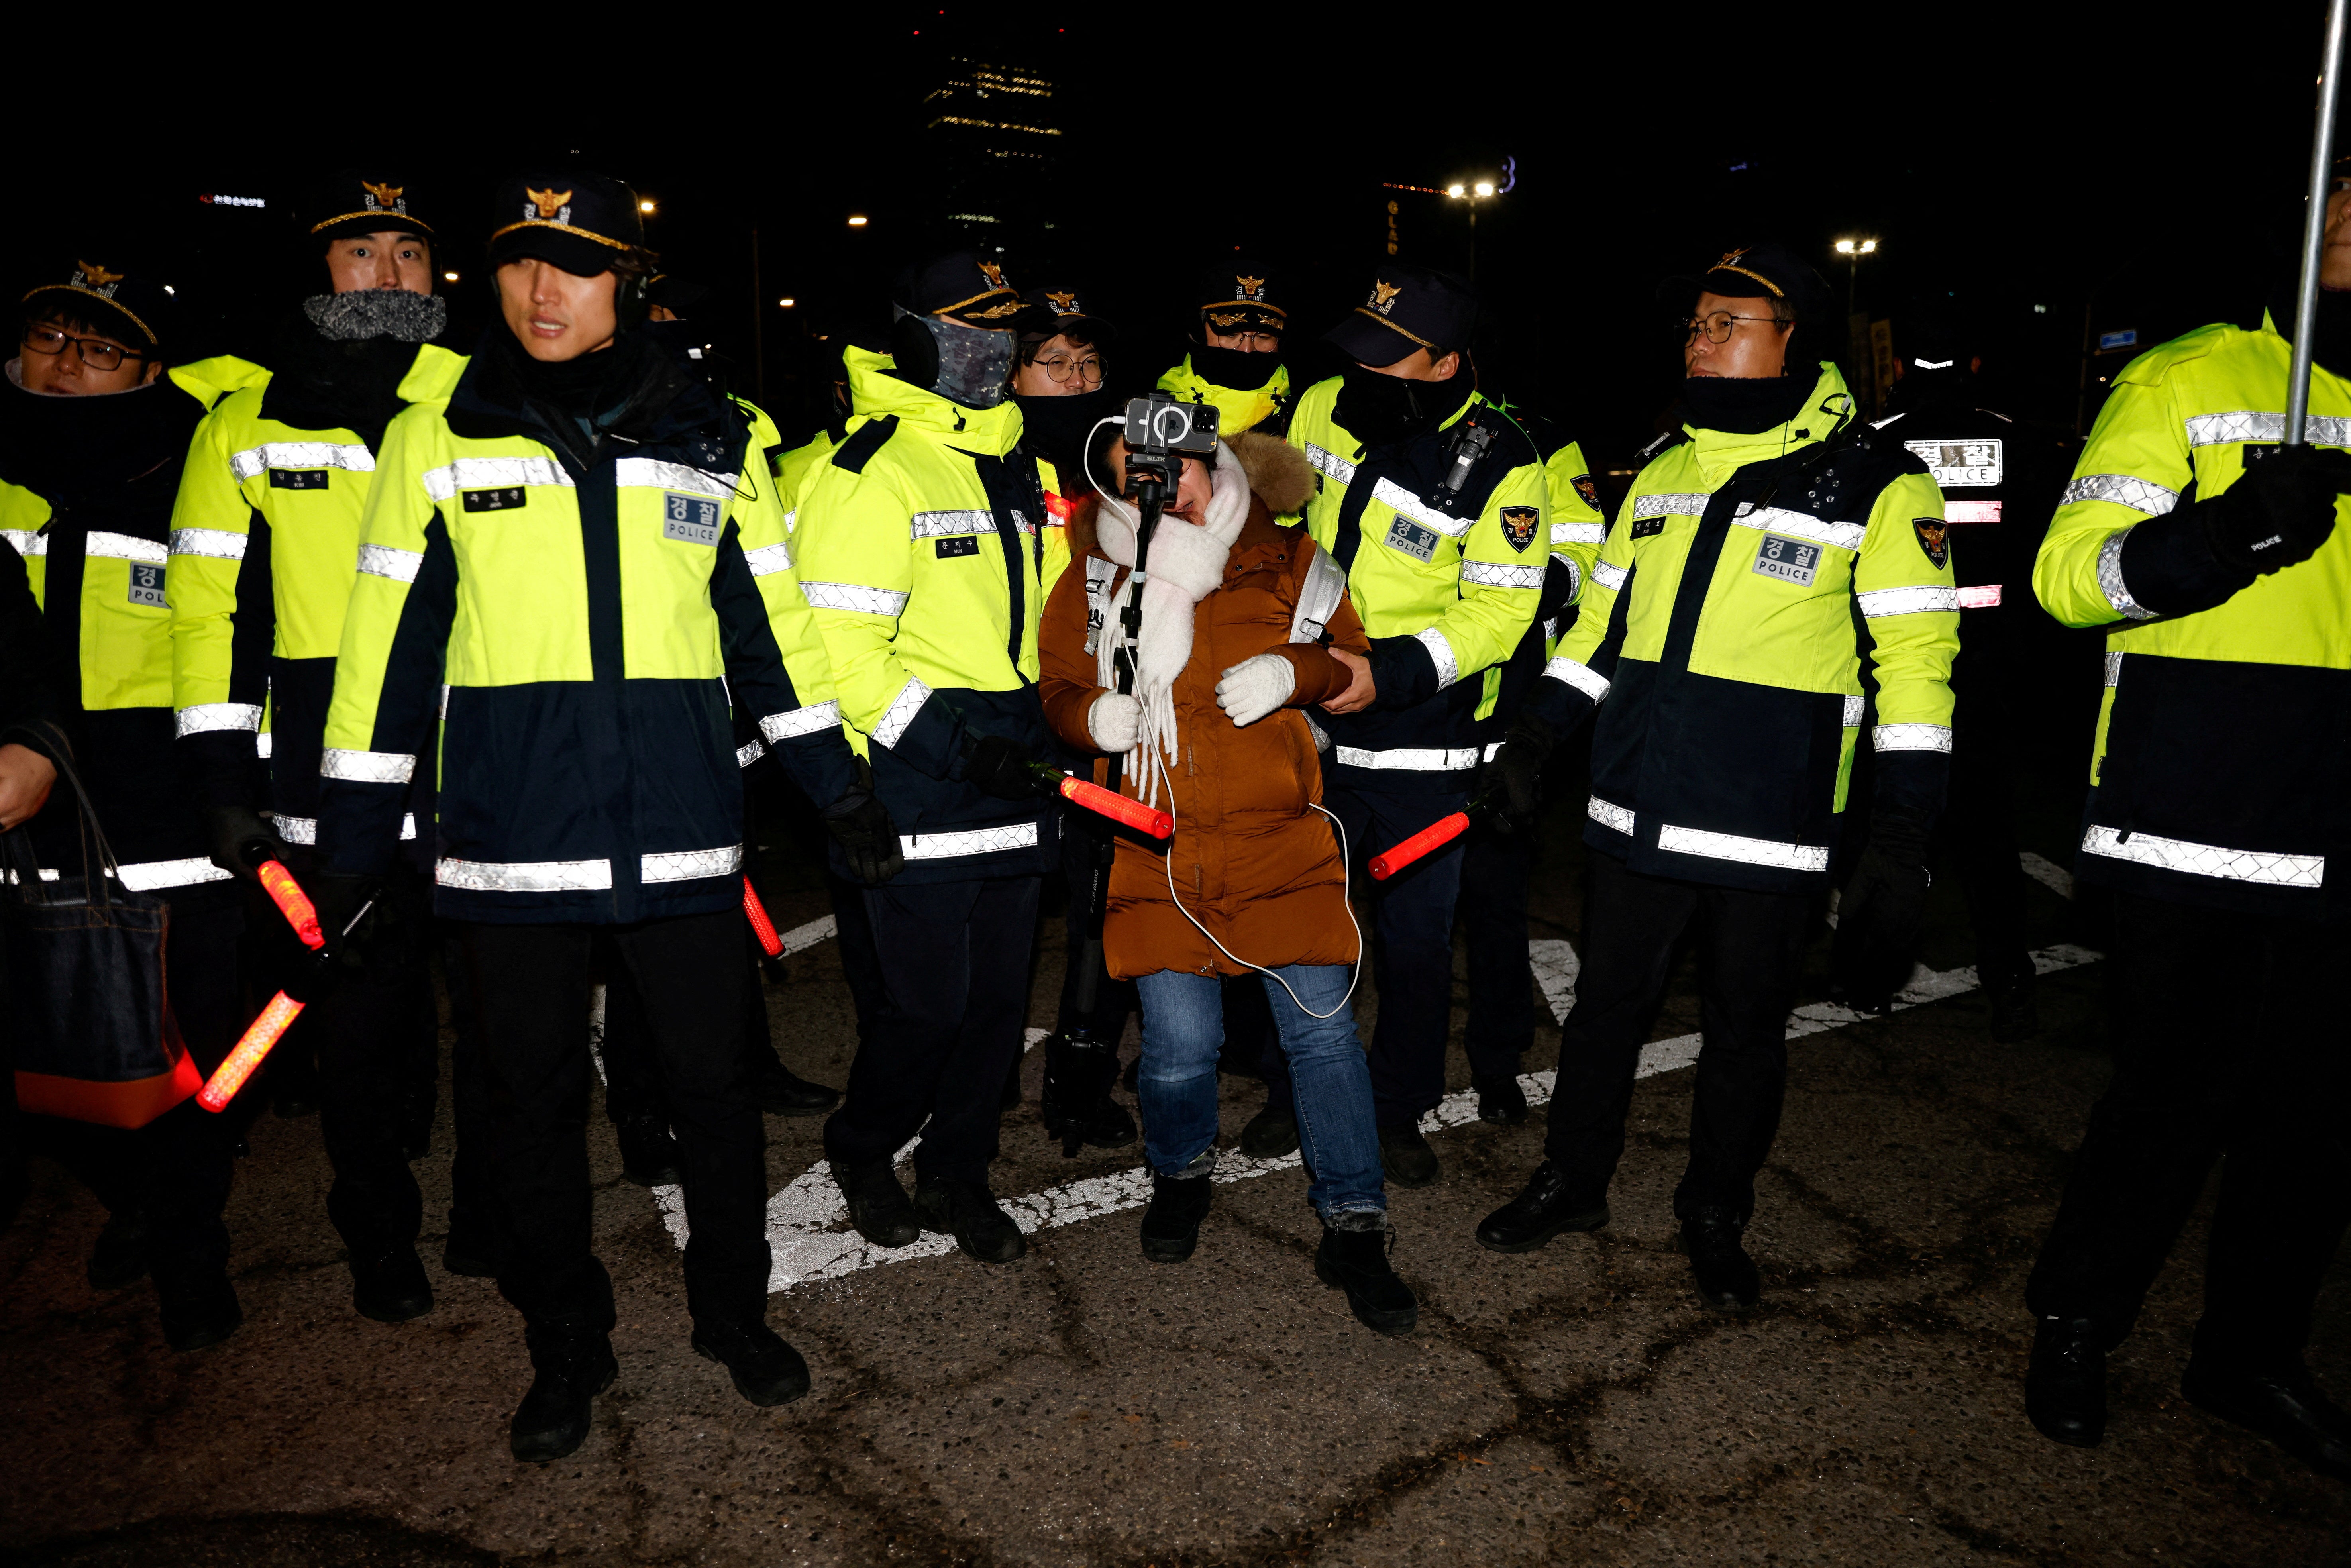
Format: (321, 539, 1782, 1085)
(2019, 852, 2074, 899)
(1528, 938, 1580, 1024)
(773, 913, 839, 956)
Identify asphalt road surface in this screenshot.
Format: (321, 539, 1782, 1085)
(6, 768, 2349, 1568)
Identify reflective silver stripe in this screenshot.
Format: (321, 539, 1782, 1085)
(2184, 410, 2351, 449)
(1014, 510, 1037, 537)
(1656, 824, 1829, 872)
(782, 508, 798, 533)
(1332, 745, 1480, 771)
(615, 457, 734, 497)
(1586, 795, 1635, 834)
(229, 442, 374, 483)
(1856, 585, 1960, 617)
(421, 457, 573, 504)
(357, 543, 424, 583)
(256, 731, 273, 758)
(1957, 584, 2002, 608)
(1304, 443, 1357, 485)
(321, 748, 416, 784)
(910, 509, 995, 540)
(2080, 824, 2324, 889)
(1874, 724, 1954, 753)
(736, 740, 765, 768)
(1843, 695, 1866, 726)
(168, 527, 247, 560)
(2104, 651, 2124, 687)
(2060, 473, 2179, 517)
(175, 703, 262, 737)
(1372, 477, 1472, 538)
(2096, 530, 2157, 621)
(802, 580, 909, 616)
(86, 531, 167, 563)
(1550, 520, 1605, 546)
(277, 812, 416, 844)
(901, 822, 1042, 860)
(1734, 506, 1870, 553)
(1, 529, 47, 557)
(1460, 560, 1544, 589)
(1552, 557, 1582, 602)
(1592, 559, 1630, 592)
(760, 700, 841, 742)
(742, 542, 793, 577)
(871, 678, 931, 750)
(1542, 655, 1610, 703)
(1631, 491, 1712, 518)
(437, 856, 612, 893)
(642, 846, 742, 883)
(1945, 500, 2002, 523)
(115, 857, 234, 892)
(1413, 627, 1460, 689)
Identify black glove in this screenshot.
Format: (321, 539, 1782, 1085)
(823, 760, 905, 886)
(963, 733, 1053, 802)
(206, 803, 289, 879)
(1830, 817, 1932, 1014)
(2204, 445, 2351, 574)
(1364, 634, 1442, 713)
(287, 872, 387, 1001)
(1478, 712, 1557, 837)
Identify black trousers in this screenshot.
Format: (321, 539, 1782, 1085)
(827, 875, 1039, 1184)
(599, 921, 783, 1128)
(444, 911, 768, 1338)
(1543, 851, 1815, 1221)
(827, 867, 888, 1045)
(1325, 784, 1469, 1128)
(1459, 812, 1539, 1081)
(1942, 672, 2032, 986)
(1051, 815, 1136, 1045)
(2026, 891, 2351, 1370)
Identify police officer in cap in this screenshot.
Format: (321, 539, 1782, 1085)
(1160, 258, 1293, 439)
(1285, 263, 1548, 1186)
(319, 169, 882, 1460)
(1476, 243, 1959, 1310)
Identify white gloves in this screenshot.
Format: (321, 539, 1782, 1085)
(1215, 653, 1296, 727)
(1089, 692, 1141, 752)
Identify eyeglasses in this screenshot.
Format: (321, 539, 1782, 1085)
(23, 324, 144, 372)
(1677, 311, 1786, 345)
(1033, 352, 1105, 386)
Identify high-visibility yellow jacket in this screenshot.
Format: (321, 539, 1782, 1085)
(772, 427, 837, 523)
(1156, 354, 1293, 438)
(317, 336, 854, 922)
(1530, 363, 1959, 892)
(1477, 435, 1608, 738)
(168, 345, 466, 852)
(1289, 380, 1546, 791)
(792, 346, 1054, 882)
(2, 357, 265, 885)
(2035, 318, 2351, 918)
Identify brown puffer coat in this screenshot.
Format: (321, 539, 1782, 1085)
(1041, 433, 1369, 981)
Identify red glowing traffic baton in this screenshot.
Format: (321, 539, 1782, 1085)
(255, 858, 326, 950)
(1369, 812, 1472, 881)
(198, 992, 305, 1112)
(742, 875, 784, 958)
(1060, 776, 1174, 840)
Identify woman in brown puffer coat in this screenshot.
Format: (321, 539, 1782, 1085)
(1040, 428, 1415, 1333)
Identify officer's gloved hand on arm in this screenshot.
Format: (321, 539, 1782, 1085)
(1829, 754, 1945, 1015)
(822, 758, 904, 886)
(1479, 712, 1556, 837)
(1214, 654, 1295, 727)
(1087, 693, 1140, 752)
(2121, 445, 2351, 616)
(963, 732, 1057, 801)
(289, 872, 387, 1001)
(206, 803, 290, 879)
(1363, 633, 1444, 712)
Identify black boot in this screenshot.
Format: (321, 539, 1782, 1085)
(1238, 1093, 1299, 1160)
(510, 1332, 618, 1463)
(614, 1115, 682, 1188)
(748, 1057, 839, 1117)
(1474, 1161, 1609, 1253)
(833, 1158, 920, 1249)
(2181, 1360, 2351, 1480)
(1315, 1221, 1418, 1334)
(913, 1175, 1028, 1263)
(1474, 1075, 1528, 1125)
(87, 1209, 151, 1291)
(351, 1246, 435, 1323)
(1681, 1208, 1760, 1309)
(1039, 1034, 1137, 1158)
(2026, 1316, 2107, 1448)
(1377, 1124, 1441, 1189)
(442, 1206, 504, 1279)
(1985, 967, 2039, 1044)
(1139, 1171, 1212, 1263)
(156, 1270, 242, 1353)
(693, 1319, 812, 1407)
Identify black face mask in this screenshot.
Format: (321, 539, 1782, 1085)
(1680, 373, 1812, 435)
(1333, 360, 1475, 448)
(1190, 340, 1282, 392)
(1016, 385, 1117, 494)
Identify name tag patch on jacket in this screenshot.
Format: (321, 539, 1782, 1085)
(128, 562, 166, 608)
(269, 468, 330, 491)
(1385, 515, 1439, 563)
(463, 487, 527, 512)
(935, 536, 981, 559)
(1631, 516, 1667, 540)
(1752, 533, 1820, 587)
(1499, 506, 1540, 553)
(662, 492, 722, 546)
(1913, 518, 1950, 570)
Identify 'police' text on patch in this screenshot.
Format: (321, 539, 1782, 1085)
(128, 562, 166, 608)
(1385, 515, 1439, 563)
(1499, 506, 1540, 554)
(1913, 517, 1950, 570)
(1751, 533, 1821, 587)
(662, 492, 723, 546)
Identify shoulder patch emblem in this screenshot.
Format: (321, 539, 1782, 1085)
(1571, 473, 1601, 514)
(1913, 517, 1950, 570)
(1498, 506, 1541, 554)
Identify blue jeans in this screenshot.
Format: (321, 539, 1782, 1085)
(1133, 965, 1385, 1222)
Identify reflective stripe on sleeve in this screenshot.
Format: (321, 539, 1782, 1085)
(642, 846, 742, 883)
(1, 530, 47, 557)
(1586, 795, 1635, 834)
(1957, 584, 2002, 608)
(357, 543, 424, 583)
(2060, 473, 2179, 516)
(801, 581, 910, 616)
(2104, 651, 2123, 687)
(614, 457, 734, 496)
(760, 700, 841, 742)
(1946, 500, 2002, 523)
(1372, 478, 1471, 538)
(2184, 410, 2351, 448)
(1304, 444, 1357, 485)
(1592, 559, 1629, 592)
(1550, 520, 1605, 546)
(1734, 506, 1870, 552)
(1856, 585, 1961, 617)
(901, 822, 1042, 860)
(2095, 530, 2158, 621)
(1414, 627, 1459, 689)
(1542, 655, 1610, 703)
(421, 457, 573, 503)
(871, 677, 932, 750)
(1631, 492, 1713, 518)
(1552, 556, 1582, 601)
(1332, 745, 1480, 771)
(320, 748, 417, 784)
(169, 527, 247, 560)
(114, 857, 234, 892)
(910, 510, 994, 540)
(1874, 724, 1954, 753)
(1460, 560, 1544, 589)
(276, 813, 416, 844)
(230, 442, 375, 483)
(2080, 824, 2324, 888)
(86, 531, 167, 563)
(742, 542, 793, 577)
(736, 740, 766, 768)
(437, 856, 612, 893)
(175, 703, 262, 737)
(1656, 824, 1830, 872)
(256, 732, 273, 758)
(1843, 695, 1866, 726)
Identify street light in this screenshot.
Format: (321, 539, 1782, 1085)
(778, 297, 796, 308)
(638, 199, 656, 214)
(1833, 237, 1879, 315)
(443, 271, 459, 283)
(847, 215, 869, 227)
(1446, 177, 1503, 279)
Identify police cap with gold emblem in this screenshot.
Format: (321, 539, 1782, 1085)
(1659, 241, 1831, 326)
(486, 170, 646, 277)
(1194, 258, 1285, 336)
(895, 251, 1048, 331)
(22, 255, 172, 351)
(1019, 285, 1113, 346)
(1323, 262, 1478, 367)
(305, 170, 436, 244)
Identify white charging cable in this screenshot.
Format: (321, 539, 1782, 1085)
(1158, 796, 1363, 1021)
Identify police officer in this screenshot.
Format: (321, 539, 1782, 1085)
(1159, 259, 1294, 440)
(1285, 263, 1547, 1187)
(2, 255, 266, 1350)
(2018, 179, 2351, 1477)
(795, 252, 1058, 1264)
(318, 171, 884, 1461)
(169, 171, 461, 1323)
(1476, 243, 1959, 1310)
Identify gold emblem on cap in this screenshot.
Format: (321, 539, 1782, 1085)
(362, 180, 405, 209)
(528, 187, 573, 220)
(979, 262, 1007, 289)
(1236, 274, 1264, 297)
(1206, 311, 1246, 328)
(77, 260, 124, 288)
(1716, 248, 1748, 268)
(1370, 280, 1401, 310)
(968, 300, 1024, 319)
(1046, 290, 1078, 312)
